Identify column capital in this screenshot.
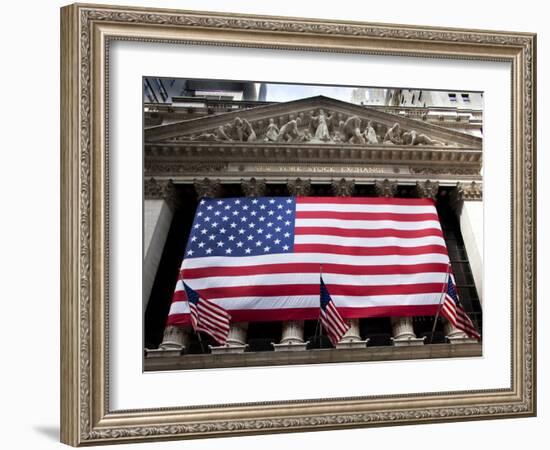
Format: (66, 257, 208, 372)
(331, 178, 355, 197)
(241, 177, 267, 197)
(415, 180, 439, 200)
(193, 177, 222, 199)
(144, 178, 179, 208)
(374, 179, 398, 198)
(287, 178, 312, 196)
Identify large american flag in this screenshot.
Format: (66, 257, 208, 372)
(440, 273, 481, 340)
(167, 196, 454, 326)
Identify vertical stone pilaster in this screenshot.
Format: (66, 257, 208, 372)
(450, 182, 484, 304)
(144, 178, 179, 312)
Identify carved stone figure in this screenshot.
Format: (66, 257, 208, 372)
(383, 123, 402, 144)
(342, 116, 365, 144)
(364, 120, 379, 144)
(264, 118, 280, 142)
(310, 109, 331, 141)
(402, 130, 444, 146)
(277, 118, 301, 142)
(190, 132, 219, 142)
(242, 119, 257, 142)
(216, 124, 233, 141)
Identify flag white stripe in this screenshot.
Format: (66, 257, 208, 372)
(182, 253, 450, 269)
(295, 218, 442, 230)
(169, 292, 444, 315)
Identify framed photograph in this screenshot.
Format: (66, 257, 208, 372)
(60, 3, 536, 446)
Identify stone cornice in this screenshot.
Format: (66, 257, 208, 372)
(145, 142, 482, 168)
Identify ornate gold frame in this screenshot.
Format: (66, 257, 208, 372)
(60, 3, 536, 446)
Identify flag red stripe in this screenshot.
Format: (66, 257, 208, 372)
(295, 226, 444, 239)
(181, 262, 449, 279)
(294, 243, 448, 256)
(194, 282, 444, 299)
(167, 304, 441, 326)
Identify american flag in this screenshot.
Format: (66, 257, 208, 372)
(183, 281, 231, 345)
(320, 276, 350, 346)
(440, 273, 480, 340)
(167, 196, 455, 326)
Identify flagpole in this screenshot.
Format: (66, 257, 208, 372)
(316, 264, 323, 348)
(428, 263, 451, 345)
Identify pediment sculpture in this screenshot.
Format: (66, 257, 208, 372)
(180, 108, 455, 147)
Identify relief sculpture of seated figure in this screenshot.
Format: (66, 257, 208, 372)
(383, 123, 403, 144)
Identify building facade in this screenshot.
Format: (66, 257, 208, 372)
(143, 91, 483, 370)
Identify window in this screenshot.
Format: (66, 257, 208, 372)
(448, 93, 457, 102)
(461, 93, 471, 102)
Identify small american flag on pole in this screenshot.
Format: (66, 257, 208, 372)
(440, 273, 480, 340)
(183, 281, 231, 345)
(320, 275, 350, 346)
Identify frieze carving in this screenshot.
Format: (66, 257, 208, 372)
(71, 7, 535, 443)
(287, 178, 312, 196)
(415, 180, 440, 200)
(410, 167, 479, 175)
(145, 162, 228, 175)
(193, 178, 222, 199)
(375, 179, 398, 198)
(331, 178, 355, 196)
(241, 177, 267, 197)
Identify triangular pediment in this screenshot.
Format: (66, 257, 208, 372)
(145, 95, 481, 149)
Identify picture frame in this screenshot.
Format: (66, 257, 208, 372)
(60, 3, 536, 446)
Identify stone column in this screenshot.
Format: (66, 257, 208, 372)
(146, 325, 190, 358)
(450, 182, 483, 304)
(241, 177, 267, 197)
(272, 320, 309, 351)
(390, 317, 425, 346)
(330, 179, 369, 348)
(144, 178, 179, 312)
(210, 322, 249, 354)
(271, 178, 312, 352)
(443, 320, 478, 344)
(384, 180, 434, 346)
